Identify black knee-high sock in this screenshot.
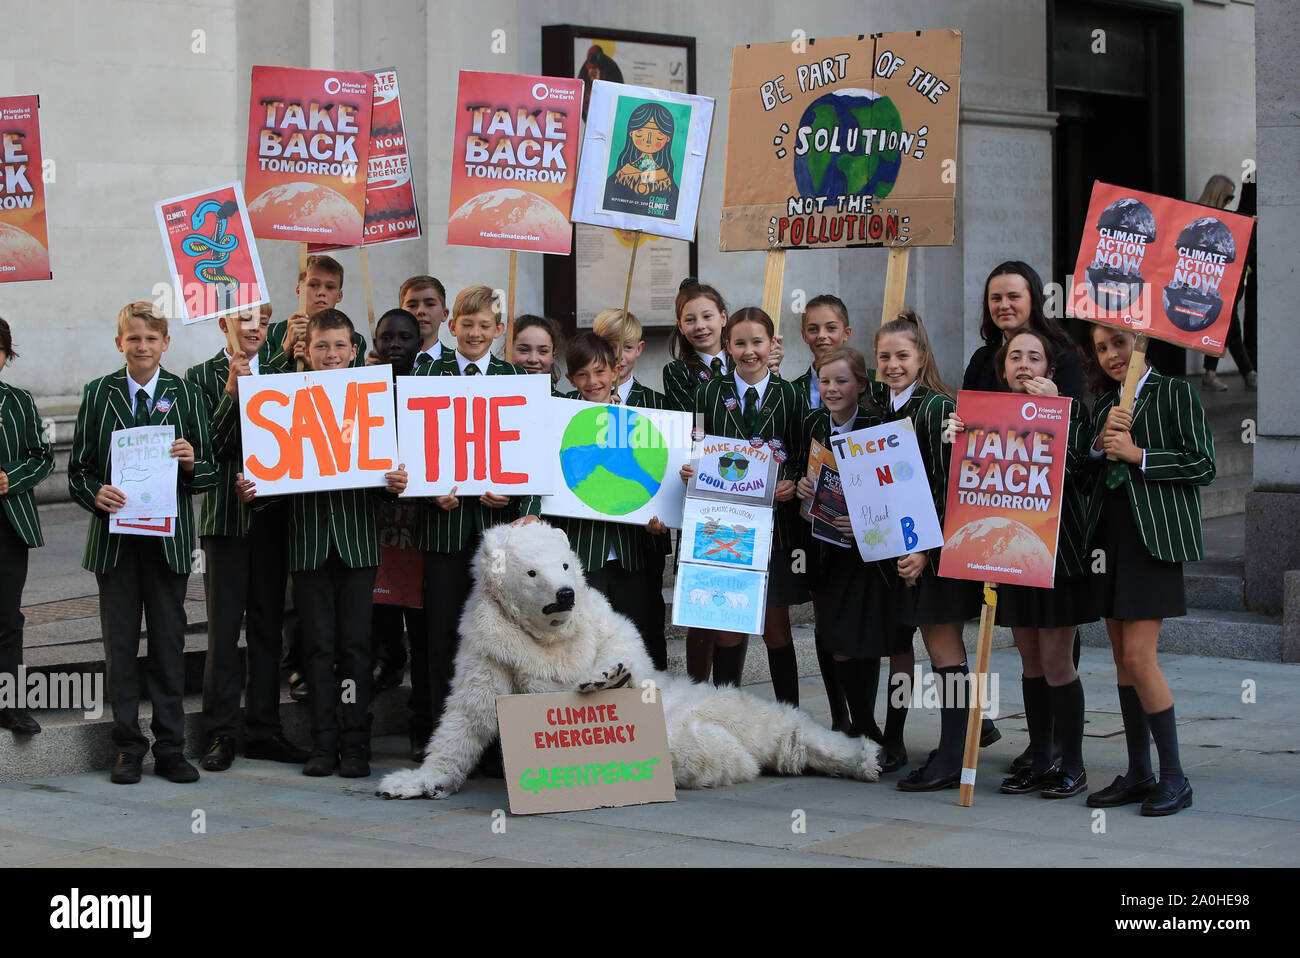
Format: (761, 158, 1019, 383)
(931, 663, 969, 774)
(834, 658, 883, 742)
(712, 644, 744, 688)
(1048, 678, 1085, 777)
(1146, 705, 1185, 786)
(884, 668, 910, 748)
(1117, 685, 1153, 782)
(1022, 676, 1053, 774)
(767, 643, 799, 707)
(816, 634, 850, 731)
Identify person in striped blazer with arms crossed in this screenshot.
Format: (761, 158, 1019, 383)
(0, 318, 55, 736)
(67, 302, 218, 784)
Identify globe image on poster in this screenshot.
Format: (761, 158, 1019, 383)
(560, 406, 668, 515)
(793, 89, 903, 202)
(719, 453, 749, 482)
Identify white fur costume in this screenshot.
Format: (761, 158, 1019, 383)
(377, 522, 879, 800)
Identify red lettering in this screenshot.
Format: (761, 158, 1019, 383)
(245, 390, 293, 480)
(876, 465, 894, 485)
(489, 395, 527, 484)
(534, 731, 545, 749)
(407, 395, 450, 481)
(790, 215, 804, 245)
(777, 216, 789, 242)
(607, 704, 618, 723)
(454, 396, 488, 482)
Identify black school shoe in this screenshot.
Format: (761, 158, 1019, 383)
(201, 735, 237, 771)
(245, 733, 309, 765)
(0, 707, 41, 735)
(999, 764, 1059, 794)
(154, 753, 200, 783)
(897, 760, 960, 791)
(1009, 743, 1064, 773)
(1140, 777, 1192, 817)
(110, 752, 144, 785)
(1041, 768, 1087, 799)
(1086, 774, 1155, 808)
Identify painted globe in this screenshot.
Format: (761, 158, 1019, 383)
(793, 89, 903, 202)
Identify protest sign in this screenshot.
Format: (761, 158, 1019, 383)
(571, 79, 714, 242)
(396, 374, 555, 497)
(498, 688, 675, 815)
(939, 391, 1070, 589)
(1069, 181, 1256, 355)
(373, 498, 423, 607)
(686, 433, 779, 507)
(109, 515, 174, 538)
(832, 419, 943, 562)
(447, 71, 583, 254)
(680, 498, 773, 570)
(155, 183, 268, 325)
(110, 426, 178, 520)
(239, 365, 397, 496)
(671, 562, 767, 634)
(0, 95, 51, 282)
(539, 397, 691, 528)
(720, 30, 961, 251)
(244, 66, 373, 246)
(801, 437, 851, 547)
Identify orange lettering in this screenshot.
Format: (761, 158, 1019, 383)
(245, 390, 294, 480)
(310, 385, 351, 473)
(292, 387, 336, 477)
(352, 380, 392, 471)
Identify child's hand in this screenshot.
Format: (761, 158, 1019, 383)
(234, 472, 257, 503)
(512, 514, 540, 527)
(897, 551, 925, 584)
(832, 515, 854, 536)
(283, 312, 309, 360)
(646, 516, 668, 535)
(292, 340, 307, 365)
(435, 486, 460, 511)
(1023, 376, 1058, 397)
(767, 334, 784, 373)
(171, 438, 195, 472)
(1102, 430, 1143, 465)
(679, 463, 695, 483)
(480, 491, 509, 509)
(0, 470, 8, 496)
(225, 355, 252, 398)
(796, 476, 816, 502)
(94, 484, 126, 514)
(364, 348, 380, 367)
(942, 413, 964, 444)
(774, 479, 796, 502)
(385, 462, 408, 495)
(1103, 406, 1133, 436)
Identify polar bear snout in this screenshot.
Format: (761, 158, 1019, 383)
(542, 586, 576, 615)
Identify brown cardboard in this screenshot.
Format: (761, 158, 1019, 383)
(720, 30, 961, 251)
(497, 688, 676, 815)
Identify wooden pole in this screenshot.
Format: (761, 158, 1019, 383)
(880, 246, 910, 326)
(359, 247, 379, 344)
(506, 250, 518, 357)
(958, 581, 998, 807)
(295, 242, 308, 372)
(1106, 333, 1149, 461)
(621, 231, 643, 323)
(760, 248, 787, 337)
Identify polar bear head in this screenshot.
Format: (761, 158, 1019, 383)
(473, 521, 586, 642)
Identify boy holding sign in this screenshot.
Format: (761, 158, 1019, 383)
(237, 310, 407, 778)
(67, 302, 218, 784)
(267, 254, 367, 367)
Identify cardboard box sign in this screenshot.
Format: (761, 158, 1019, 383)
(497, 688, 676, 815)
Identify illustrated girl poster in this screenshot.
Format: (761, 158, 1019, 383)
(571, 79, 713, 243)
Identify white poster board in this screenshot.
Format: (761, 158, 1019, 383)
(110, 425, 178, 519)
(671, 563, 767, 635)
(686, 433, 779, 507)
(679, 498, 773, 570)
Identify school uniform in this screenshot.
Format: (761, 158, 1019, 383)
(1084, 369, 1215, 620)
(662, 351, 728, 413)
(414, 351, 540, 736)
(0, 382, 55, 716)
(265, 320, 368, 368)
(963, 341, 1088, 403)
(695, 371, 807, 606)
(67, 368, 217, 760)
(413, 343, 448, 369)
(791, 366, 821, 413)
(185, 349, 292, 748)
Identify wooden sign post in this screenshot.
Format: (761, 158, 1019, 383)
(880, 245, 910, 326)
(761, 249, 786, 336)
(295, 242, 309, 371)
(621, 230, 644, 323)
(1107, 333, 1149, 461)
(506, 250, 518, 356)
(359, 247, 379, 344)
(958, 581, 998, 807)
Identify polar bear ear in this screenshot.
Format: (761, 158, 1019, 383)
(487, 546, 509, 578)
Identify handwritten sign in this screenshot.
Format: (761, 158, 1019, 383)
(110, 426, 178, 519)
(832, 418, 942, 562)
(687, 433, 779, 506)
(939, 391, 1070, 589)
(671, 561, 767, 634)
(238, 365, 397, 495)
(680, 498, 773, 571)
(497, 688, 675, 815)
(396, 374, 555, 497)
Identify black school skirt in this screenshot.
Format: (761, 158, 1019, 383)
(997, 573, 1098, 629)
(812, 544, 904, 658)
(892, 553, 981, 628)
(766, 546, 811, 608)
(1093, 487, 1186, 620)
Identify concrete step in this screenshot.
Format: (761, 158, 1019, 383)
(1202, 473, 1252, 520)
(1185, 558, 1246, 611)
(1080, 607, 1283, 661)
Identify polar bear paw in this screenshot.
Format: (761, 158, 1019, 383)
(578, 662, 631, 692)
(376, 769, 450, 800)
(855, 740, 883, 783)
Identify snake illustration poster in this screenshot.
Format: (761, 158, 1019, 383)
(244, 66, 373, 246)
(155, 183, 269, 325)
(0, 95, 52, 283)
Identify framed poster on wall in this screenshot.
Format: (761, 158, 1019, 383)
(541, 25, 699, 331)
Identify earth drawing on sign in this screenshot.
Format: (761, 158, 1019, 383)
(560, 405, 668, 515)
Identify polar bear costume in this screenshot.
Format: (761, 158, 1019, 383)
(377, 522, 879, 800)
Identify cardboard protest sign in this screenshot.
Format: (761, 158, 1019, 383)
(0, 95, 51, 282)
(571, 79, 714, 242)
(498, 688, 675, 815)
(1070, 182, 1255, 355)
(447, 71, 583, 254)
(155, 183, 268, 325)
(244, 66, 373, 246)
(687, 433, 779, 507)
(239, 365, 397, 496)
(110, 426, 178, 520)
(396, 374, 555, 497)
(671, 562, 767, 634)
(720, 30, 961, 251)
(539, 397, 691, 528)
(832, 419, 943, 562)
(680, 498, 773, 570)
(938, 392, 1071, 589)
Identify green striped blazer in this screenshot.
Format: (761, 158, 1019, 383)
(1083, 371, 1215, 564)
(625, 379, 672, 558)
(1054, 398, 1093, 579)
(413, 351, 541, 552)
(0, 381, 54, 547)
(266, 319, 368, 368)
(277, 487, 386, 571)
(663, 356, 728, 413)
(791, 366, 819, 412)
(695, 372, 804, 550)
(67, 368, 218, 574)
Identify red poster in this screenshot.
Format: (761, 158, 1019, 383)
(938, 391, 1071, 589)
(447, 71, 583, 254)
(0, 95, 51, 282)
(1069, 181, 1255, 355)
(244, 66, 373, 246)
(373, 498, 423, 607)
(155, 183, 269, 324)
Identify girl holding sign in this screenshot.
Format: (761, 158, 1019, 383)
(680, 307, 804, 705)
(1083, 325, 1214, 816)
(871, 312, 981, 792)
